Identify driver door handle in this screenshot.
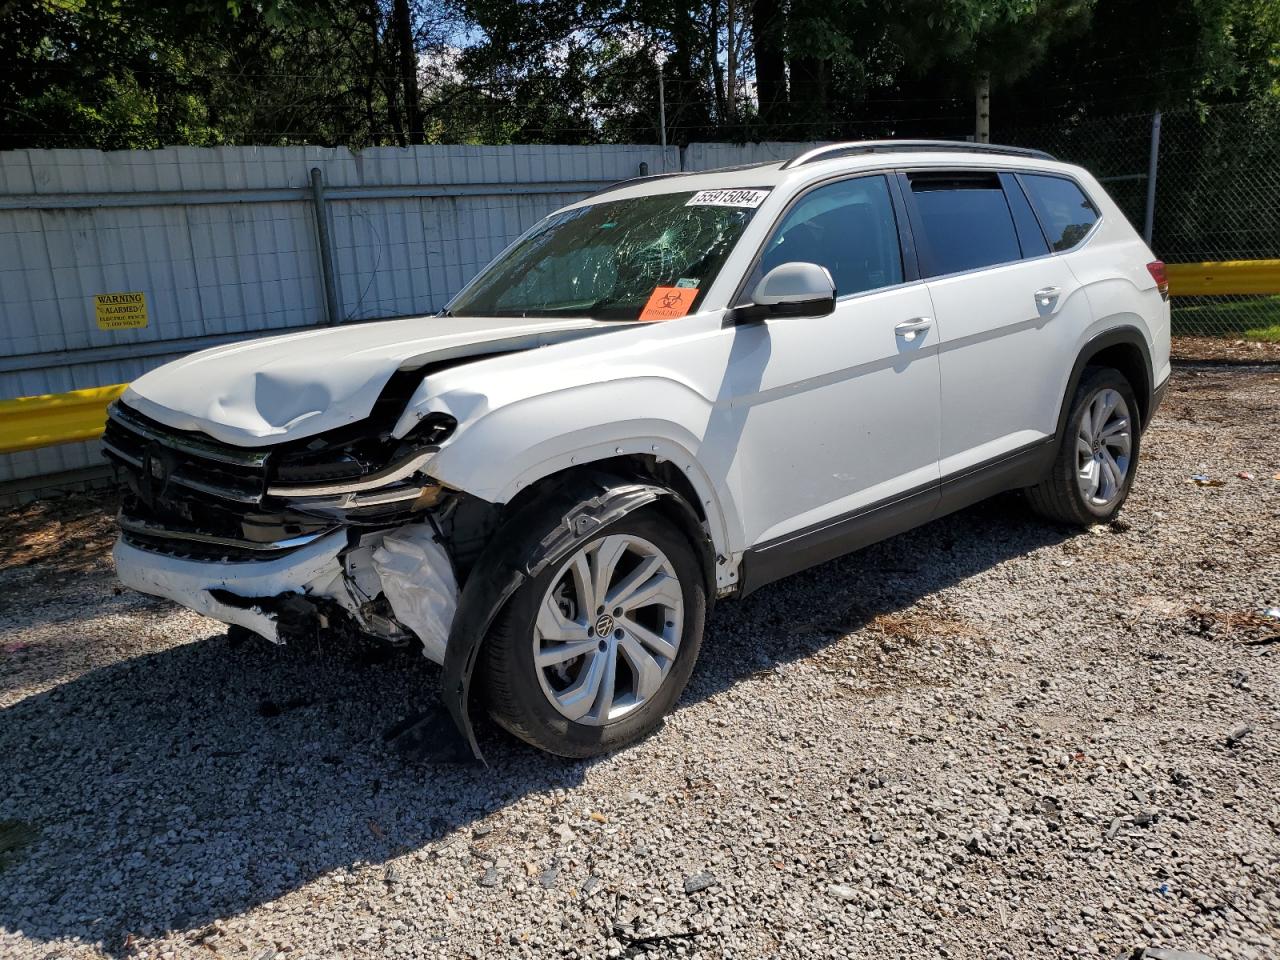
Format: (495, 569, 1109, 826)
(894, 317, 933, 340)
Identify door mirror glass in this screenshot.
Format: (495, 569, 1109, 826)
(734, 261, 835, 323)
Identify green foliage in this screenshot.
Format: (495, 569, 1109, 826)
(1, 0, 1277, 148)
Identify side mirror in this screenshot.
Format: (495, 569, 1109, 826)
(730, 262, 836, 324)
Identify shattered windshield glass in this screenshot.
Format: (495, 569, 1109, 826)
(447, 190, 767, 321)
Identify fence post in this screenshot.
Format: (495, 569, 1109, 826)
(1143, 110, 1162, 247)
(310, 167, 342, 325)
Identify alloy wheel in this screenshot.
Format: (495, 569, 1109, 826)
(1075, 387, 1132, 507)
(532, 534, 684, 725)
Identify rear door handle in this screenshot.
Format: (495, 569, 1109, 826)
(1035, 286, 1061, 307)
(894, 317, 932, 341)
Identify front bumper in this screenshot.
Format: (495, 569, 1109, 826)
(114, 530, 350, 642)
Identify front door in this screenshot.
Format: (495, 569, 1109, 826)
(708, 173, 943, 566)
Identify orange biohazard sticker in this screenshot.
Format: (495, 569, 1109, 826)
(639, 286, 698, 322)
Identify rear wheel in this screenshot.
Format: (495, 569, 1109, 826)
(1027, 366, 1141, 526)
(482, 508, 706, 757)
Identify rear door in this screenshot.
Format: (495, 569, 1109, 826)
(900, 169, 1095, 478)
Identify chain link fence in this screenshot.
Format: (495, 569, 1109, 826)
(1006, 102, 1280, 342)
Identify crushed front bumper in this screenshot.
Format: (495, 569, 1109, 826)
(114, 530, 350, 643)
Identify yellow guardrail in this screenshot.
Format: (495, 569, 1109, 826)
(0, 383, 127, 455)
(2, 256, 1279, 458)
(1166, 259, 1280, 297)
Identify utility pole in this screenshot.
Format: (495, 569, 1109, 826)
(1143, 109, 1162, 245)
(393, 0, 422, 145)
(975, 71, 991, 143)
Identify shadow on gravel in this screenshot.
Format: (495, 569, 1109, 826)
(0, 493, 1068, 954)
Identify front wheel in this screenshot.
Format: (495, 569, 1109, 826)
(1026, 366, 1142, 526)
(481, 507, 706, 757)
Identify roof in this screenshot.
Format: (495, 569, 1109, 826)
(574, 140, 1072, 207)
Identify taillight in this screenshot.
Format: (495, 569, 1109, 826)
(1147, 260, 1169, 300)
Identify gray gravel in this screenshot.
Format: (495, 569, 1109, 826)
(1, 363, 1278, 960)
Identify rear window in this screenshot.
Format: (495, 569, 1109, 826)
(910, 174, 1022, 276)
(1019, 174, 1100, 251)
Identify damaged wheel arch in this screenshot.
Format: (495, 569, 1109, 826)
(418, 468, 716, 762)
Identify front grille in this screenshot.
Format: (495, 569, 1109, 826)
(103, 402, 270, 503)
(104, 401, 336, 559)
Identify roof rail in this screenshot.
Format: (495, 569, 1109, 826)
(585, 159, 782, 201)
(781, 140, 1056, 169)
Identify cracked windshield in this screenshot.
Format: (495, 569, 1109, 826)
(448, 189, 768, 321)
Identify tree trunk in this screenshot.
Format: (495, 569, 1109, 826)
(710, 0, 727, 123)
(789, 56, 826, 116)
(975, 70, 991, 143)
(786, 0, 826, 125)
(393, 0, 422, 145)
(361, 0, 380, 143)
(726, 0, 737, 123)
(751, 0, 786, 121)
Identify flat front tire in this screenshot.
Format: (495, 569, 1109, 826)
(1027, 366, 1142, 526)
(481, 507, 706, 757)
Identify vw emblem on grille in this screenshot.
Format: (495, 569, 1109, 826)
(594, 613, 616, 637)
(141, 443, 176, 498)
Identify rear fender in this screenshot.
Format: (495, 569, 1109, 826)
(1057, 326, 1155, 437)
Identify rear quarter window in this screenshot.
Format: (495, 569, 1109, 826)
(1019, 174, 1100, 251)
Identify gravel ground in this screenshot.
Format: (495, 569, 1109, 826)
(1, 362, 1278, 960)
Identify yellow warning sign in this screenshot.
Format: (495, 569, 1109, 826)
(94, 292, 148, 331)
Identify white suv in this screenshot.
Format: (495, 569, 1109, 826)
(107, 141, 1171, 759)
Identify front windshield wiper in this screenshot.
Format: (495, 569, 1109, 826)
(587, 296, 623, 313)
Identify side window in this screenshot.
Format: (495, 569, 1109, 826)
(909, 173, 1022, 276)
(1019, 174, 1100, 251)
(754, 175, 904, 299)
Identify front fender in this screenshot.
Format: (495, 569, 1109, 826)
(419, 375, 747, 565)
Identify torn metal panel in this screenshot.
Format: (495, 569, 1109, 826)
(370, 524, 459, 664)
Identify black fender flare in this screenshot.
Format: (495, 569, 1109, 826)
(1055, 326, 1155, 439)
(433, 470, 713, 761)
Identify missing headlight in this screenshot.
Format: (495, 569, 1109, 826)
(269, 413, 457, 496)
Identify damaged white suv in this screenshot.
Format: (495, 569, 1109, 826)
(108, 141, 1171, 759)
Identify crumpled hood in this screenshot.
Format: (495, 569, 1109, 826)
(123, 314, 610, 446)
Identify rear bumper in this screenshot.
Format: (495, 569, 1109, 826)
(1150, 372, 1171, 423)
(113, 531, 349, 642)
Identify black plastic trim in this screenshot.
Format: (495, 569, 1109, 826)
(936, 438, 1056, 516)
(424, 472, 713, 762)
(1057, 327, 1155, 437)
(1150, 373, 1171, 419)
(738, 479, 940, 596)
(738, 436, 1058, 597)
(727, 295, 836, 325)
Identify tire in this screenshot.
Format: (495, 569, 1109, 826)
(1026, 366, 1142, 526)
(481, 507, 707, 757)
